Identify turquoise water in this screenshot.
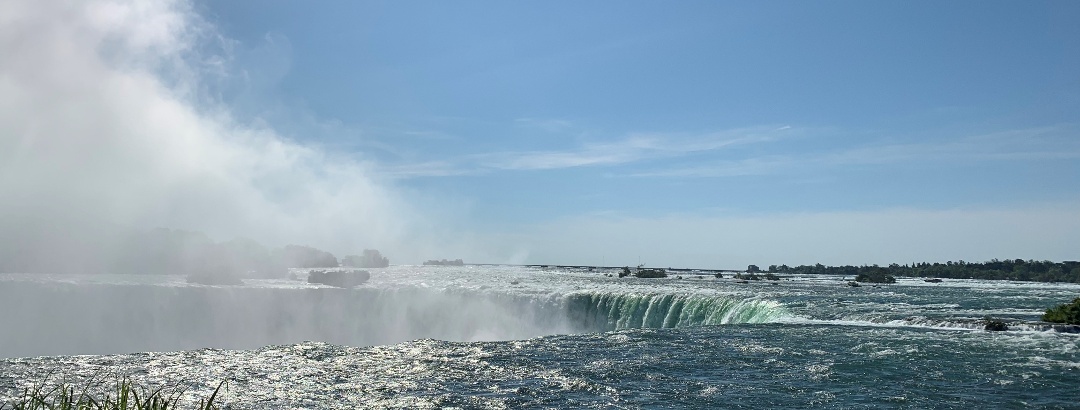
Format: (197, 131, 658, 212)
(1, 267, 1077, 408)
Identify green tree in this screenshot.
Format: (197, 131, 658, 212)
(1042, 298, 1080, 325)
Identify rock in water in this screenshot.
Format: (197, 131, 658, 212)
(308, 269, 371, 288)
(984, 319, 1009, 331)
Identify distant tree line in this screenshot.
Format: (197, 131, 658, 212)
(2, 227, 390, 277)
(763, 259, 1080, 284)
(423, 259, 464, 266)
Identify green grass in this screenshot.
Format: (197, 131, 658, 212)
(1, 377, 225, 410)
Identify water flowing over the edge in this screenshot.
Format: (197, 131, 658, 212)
(565, 292, 788, 331)
(0, 278, 789, 358)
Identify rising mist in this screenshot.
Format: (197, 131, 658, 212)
(0, 0, 452, 272)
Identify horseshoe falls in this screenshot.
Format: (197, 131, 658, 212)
(1, 265, 1077, 408)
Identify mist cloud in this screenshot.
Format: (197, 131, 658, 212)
(0, 0, 429, 269)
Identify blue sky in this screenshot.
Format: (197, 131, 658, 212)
(5, 0, 1075, 269)
(185, 1, 1080, 266)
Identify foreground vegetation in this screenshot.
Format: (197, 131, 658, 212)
(1, 378, 224, 410)
(1042, 298, 1080, 325)
(766, 259, 1080, 284)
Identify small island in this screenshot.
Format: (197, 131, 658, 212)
(733, 272, 780, 281)
(854, 271, 896, 284)
(1042, 298, 1080, 325)
(308, 269, 371, 288)
(620, 266, 668, 278)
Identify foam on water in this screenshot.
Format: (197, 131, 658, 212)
(1, 266, 1076, 360)
(3, 267, 1080, 408)
(564, 292, 789, 331)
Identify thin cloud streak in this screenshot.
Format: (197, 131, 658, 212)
(481, 126, 792, 171)
(370, 126, 793, 177)
(356, 123, 1077, 179)
(627, 156, 791, 178)
(628, 125, 1080, 178)
(378, 160, 484, 179)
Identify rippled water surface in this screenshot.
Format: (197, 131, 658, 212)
(1, 266, 1078, 408)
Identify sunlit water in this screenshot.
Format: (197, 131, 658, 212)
(1, 266, 1078, 408)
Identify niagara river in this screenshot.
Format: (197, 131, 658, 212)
(1, 266, 1077, 408)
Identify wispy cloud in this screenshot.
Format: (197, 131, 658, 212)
(368, 125, 795, 177)
(377, 160, 482, 179)
(628, 125, 1080, 178)
(825, 126, 1080, 164)
(627, 156, 792, 178)
(479, 138, 646, 170)
(480, 126, 793, 171)
(371, 123, 1079, 179)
